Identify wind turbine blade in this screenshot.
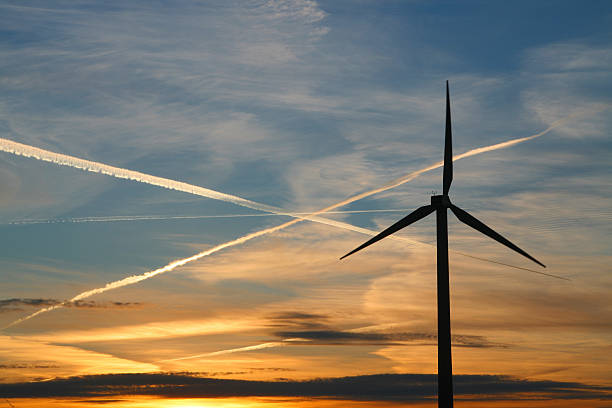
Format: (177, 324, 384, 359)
(340, 205, 435, 260)
(449, 204, 545, 268)
(443, 80, 453, 195)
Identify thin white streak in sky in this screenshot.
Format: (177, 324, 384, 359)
(158, 338, 307, 362)
(323, 106, 608, 212)
(164, 321, 434, 362)
(161, 321, 430, 362)
(0, 137, 282, 215)
(3, 219, 302, 329)
(0, 105, 602, 231)
(0, 138, 422, 239)
(3, 109, 595, 328)
(158, 342, 286, 362)
(453, 251, 569, 280)
(4, 209, 415, 226)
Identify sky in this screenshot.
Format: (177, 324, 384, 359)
(0, 0, 611, 407)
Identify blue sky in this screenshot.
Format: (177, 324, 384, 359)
(0, 0, 611, 405)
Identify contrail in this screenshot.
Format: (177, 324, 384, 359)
(454, 251, 570, 280)
(158, 338, 307, 362)
(5, 208, 565, 329)
(157, 323, 407, 363)
(4, 111, 590, 328)
(4, 214, 433, 329)
(319, 106, 607, 212)
(0, 105, 602, 229)
(160, 321, 436, 363)
(159, 342, 286, 362)
(5, 209, 415, 226)
(0, 138, 429, 236)
(0, 137, 284, 216)
(2, 218, 302, 329)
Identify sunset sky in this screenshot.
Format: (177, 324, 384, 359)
(0, 0, 611, 407)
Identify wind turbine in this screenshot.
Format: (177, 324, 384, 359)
(340, 81, 545, 408)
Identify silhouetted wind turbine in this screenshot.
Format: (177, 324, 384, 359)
(340, 81, 545, 408)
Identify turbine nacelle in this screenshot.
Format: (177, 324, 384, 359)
(431, 194, 451, 209)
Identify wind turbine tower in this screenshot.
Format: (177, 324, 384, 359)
(340, 81, 545, 408)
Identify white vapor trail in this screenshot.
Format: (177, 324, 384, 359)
(0, 138, 423, 238)
(0, 105, 601, 229)
(3, 109, 593, 328)
(159, 342, 287, 362)
(324, 107, 606, 210)
(3, 219, 302, 329)
(3, 212, 428, 330)
(5, 209, 415, 226)
(0, 138, 283, 215)
(158, 338, 307, 362)
(159, 322, 425, 363)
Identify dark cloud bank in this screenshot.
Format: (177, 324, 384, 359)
(274, 330, 503, 348)
(0, 298, 142, 313)
(1, 373, 610, 401)
(266, 311, 504, 348)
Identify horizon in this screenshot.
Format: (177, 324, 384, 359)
(0, 1, 611, 407)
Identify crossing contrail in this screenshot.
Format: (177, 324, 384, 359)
(0, 105, 602, 229)
(6, 214, 435, 329)
(3, 111, 591, 328)
(0, 138, 428, 235)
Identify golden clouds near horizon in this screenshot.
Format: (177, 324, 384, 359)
(0, 335, 158, 383)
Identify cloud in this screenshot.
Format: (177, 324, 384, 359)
(0, 335, 158, 383)
(0, 0, 334, 222)
(519, 41, 612, 141)
(0, 363, 59, 369)
(263, 0, 327, 24)
(273, 330, 503, 348)
(267, 311, 328, 321)
(523, 42, 612, 74)
(8, 121, 572, 327)
(274, 329, 420, 344)
(0, 372, 609, 401)
(0, 298, 142, 313)
(265, 311, 329, 329)
(28, 317, 265, 344)
(0, 298, 58, 311)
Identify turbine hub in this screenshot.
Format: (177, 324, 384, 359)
(431, 194, 451, 208)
